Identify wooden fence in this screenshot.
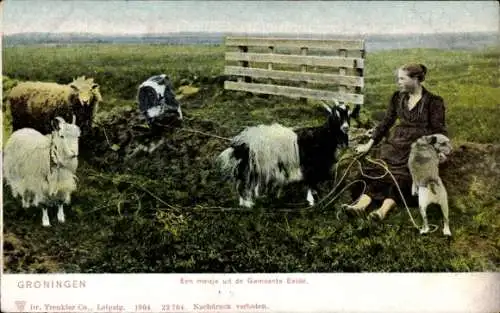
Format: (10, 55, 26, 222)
(223, 36, 365, 105)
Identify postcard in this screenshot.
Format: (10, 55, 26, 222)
(1, 1, 499, 312)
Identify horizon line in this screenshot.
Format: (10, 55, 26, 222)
(4, 30, 498, 37)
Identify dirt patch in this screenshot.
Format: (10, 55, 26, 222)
(3, 232, 61, 273)
(81, 107, 241, 209)
(442, 142, 500, 198)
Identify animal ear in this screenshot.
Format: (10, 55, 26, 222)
(70, 84, 79, 91)
(349, 104, 361, 119)
(92, 83, 99, 89)
(428, 135, 437, 145)
(51, 119, 59, 131)
(52, 116, 65, 130)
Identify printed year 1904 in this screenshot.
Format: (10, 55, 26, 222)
(135, 304, 152, 311)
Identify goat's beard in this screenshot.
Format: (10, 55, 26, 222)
(337, 133, 349, 148)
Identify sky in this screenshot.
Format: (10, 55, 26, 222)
(1, 1, 498, 36)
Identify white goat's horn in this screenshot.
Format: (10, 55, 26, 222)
(72, 114, 76, 124)
(320, 101, 332, 113)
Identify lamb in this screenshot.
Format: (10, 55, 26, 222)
(3, 116, 81, 227)
(217, 100, 360, 208)
(7, 76, 102, 136)
(136, 74, 183, 126)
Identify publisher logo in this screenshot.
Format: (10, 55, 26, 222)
(15, 300, 27, 312)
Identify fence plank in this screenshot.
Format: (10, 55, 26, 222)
(225, 52, 364, 69)
(224, 81, 364, 104)
(224, 66, 364, 87)
(225, 37, 365, 51)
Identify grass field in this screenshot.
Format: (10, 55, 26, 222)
(2, 43, 500, 273)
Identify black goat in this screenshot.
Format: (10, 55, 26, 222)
(217, 100, 360, 208)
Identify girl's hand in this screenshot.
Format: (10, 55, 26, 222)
(355, 139, 374, 154)
(438, 152, 448, 163)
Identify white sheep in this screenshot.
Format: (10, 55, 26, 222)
(3, 116, 81, 227)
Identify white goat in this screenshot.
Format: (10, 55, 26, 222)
(3, 116, 81, 227)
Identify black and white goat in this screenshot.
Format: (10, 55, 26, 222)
(136, 74, 183, 126)
(217, 100, 360, 208)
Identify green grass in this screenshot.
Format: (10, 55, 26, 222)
(2, 43, 500, 273)
(362, 47, 500, 143)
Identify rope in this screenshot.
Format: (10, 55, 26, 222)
(360, 155, 439, 233)
(86, 171, 342, 214)
(84, 150, 361, 219)
(176, 127, 232, 141)
(363, 156, 419, 229)
(307, 153, 365, 209)
(90, 118, 435, 231)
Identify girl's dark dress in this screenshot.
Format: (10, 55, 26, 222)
(358, 86, 448, 204)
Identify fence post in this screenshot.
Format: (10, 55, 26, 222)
(355, 45, 365, 95)
(268, 46, 274, 85)
(338, 48, 348, 104)
(238, 45, 251, 83)
(299, 47, 308, 105)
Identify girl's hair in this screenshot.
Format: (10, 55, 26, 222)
(400, 63, 428, 82)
